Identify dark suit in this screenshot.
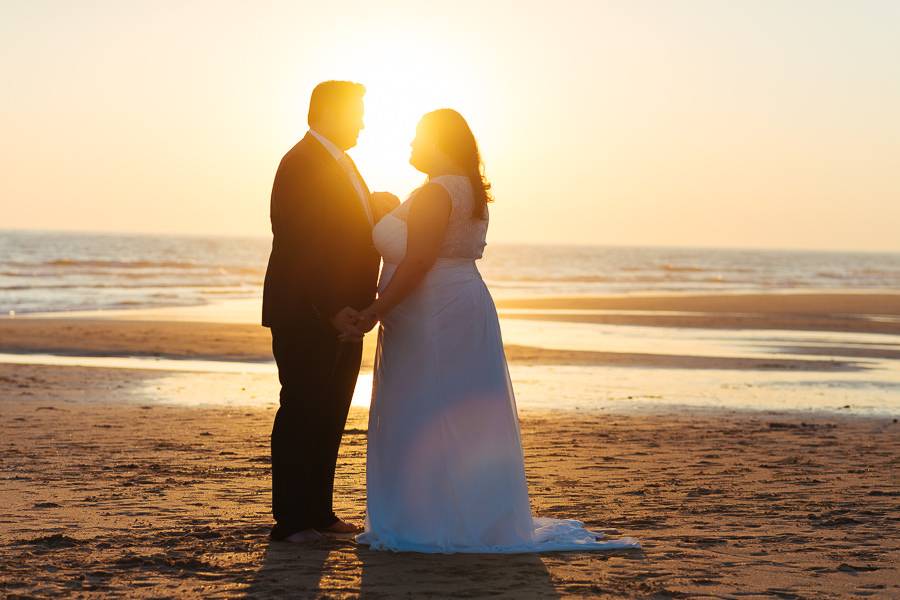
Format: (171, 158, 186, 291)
(262, 132, 379, 538)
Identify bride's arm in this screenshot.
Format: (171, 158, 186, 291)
(363, 183, 451, 321)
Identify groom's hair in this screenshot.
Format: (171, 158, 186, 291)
(308, 81, 366, 125)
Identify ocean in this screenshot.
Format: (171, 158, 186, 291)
(2, 229, 899, 416)
(1, 230, 898, 315)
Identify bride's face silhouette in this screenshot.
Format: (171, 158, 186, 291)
(409, 122, 449, 175)
(408, 124, 429, 174)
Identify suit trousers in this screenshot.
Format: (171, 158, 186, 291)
(269, 325, 362, 538)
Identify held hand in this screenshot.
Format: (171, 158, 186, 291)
(331, 306, 365, 340)
(337, 306, 379, 341)
(356, 306, 379, 333)
(370, 191, 400, 222)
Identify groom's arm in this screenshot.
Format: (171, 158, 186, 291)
(270, 156, 344, 327)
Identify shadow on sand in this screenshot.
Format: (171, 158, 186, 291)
(243, 540, 334, 598)
(358, 547, 561, 598)
(244, 538, 561, 598)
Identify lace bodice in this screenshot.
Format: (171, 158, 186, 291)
(373, 175, 488, 265)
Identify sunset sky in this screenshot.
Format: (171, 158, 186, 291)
(2, 1, 899, 251)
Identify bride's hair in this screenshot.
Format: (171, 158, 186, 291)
(419, 109, 492, 219)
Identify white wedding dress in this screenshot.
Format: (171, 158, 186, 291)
(355, 175, 640, 553)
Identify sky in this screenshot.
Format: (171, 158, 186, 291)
(2, 0, 899, 251)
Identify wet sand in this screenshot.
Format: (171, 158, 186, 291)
(497, 292, 900, 314)
(0, 318, 869, 372)
(5, 290, 899, 371)
(497, 292, 900, 335)
(1, 362, 898, 598)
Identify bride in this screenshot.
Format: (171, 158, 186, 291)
(352, 109, 639, 553)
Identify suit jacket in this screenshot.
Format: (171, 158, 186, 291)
(262, 133, 380, 330)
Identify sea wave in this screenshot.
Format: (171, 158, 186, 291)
(660, 264, 711, 273)
(1, 268, 265, 279)
(5, 258, 264, 274)
(43, 258, 202, 269)
(486, 273, 747, 284)
(0, 282, 256, 291)
(2, 230, 898, 315)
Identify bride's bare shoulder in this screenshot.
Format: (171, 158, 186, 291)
(409, 182, 451, 216)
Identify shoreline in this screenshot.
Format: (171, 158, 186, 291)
(7, 290, 900, 319)
(497, 292, 900, 335)
(0, 291, 897, 368)
(0, 318, 876, 372)
(498, 291, 900, 312)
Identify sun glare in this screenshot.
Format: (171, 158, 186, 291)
(312, 32, 485, 198)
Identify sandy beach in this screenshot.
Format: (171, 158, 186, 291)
(1, 362, 898, 598)
(2, 291, 899, 597)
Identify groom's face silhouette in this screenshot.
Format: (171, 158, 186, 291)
(312, 98, 365, 151)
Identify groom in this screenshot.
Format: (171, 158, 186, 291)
(262, 81, 384, 542)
